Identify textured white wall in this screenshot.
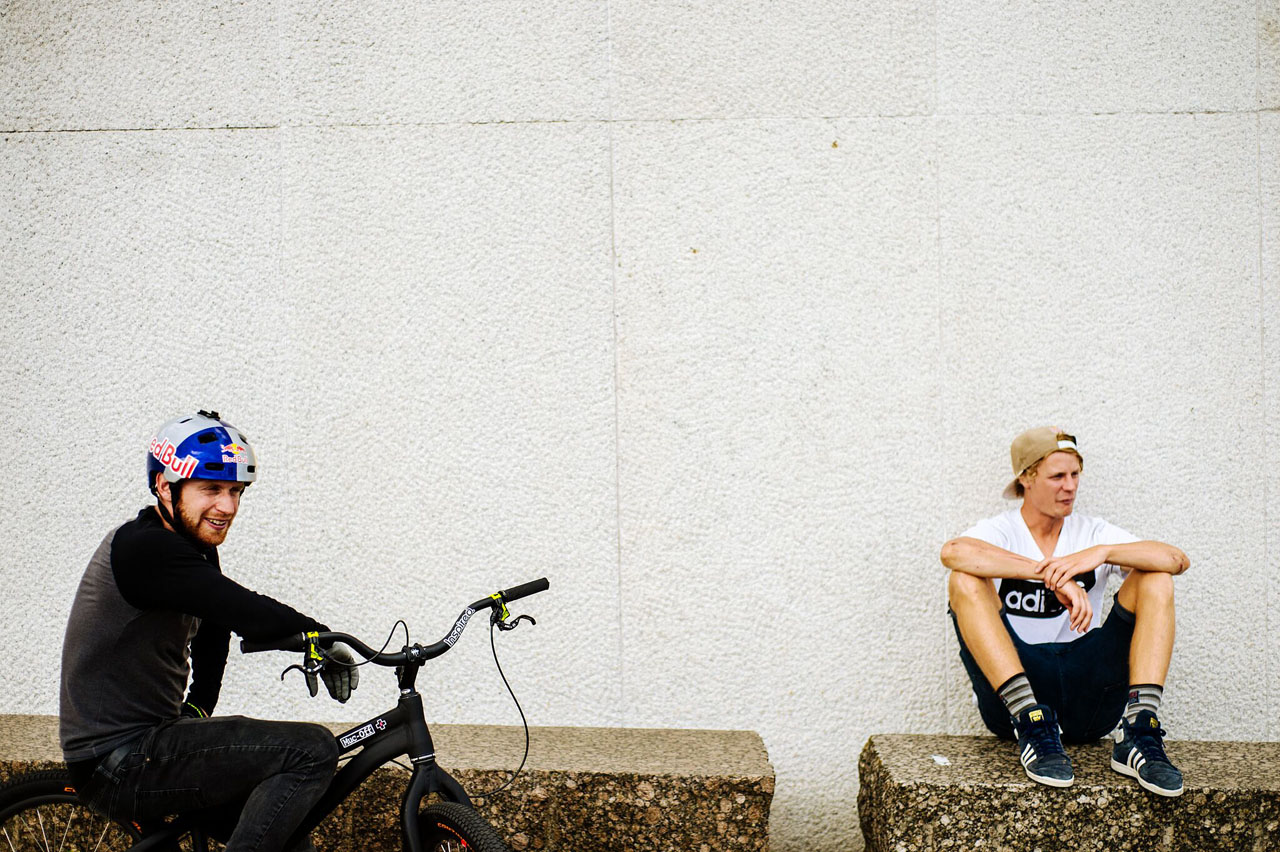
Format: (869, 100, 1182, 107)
(2, 2, 1276, 850)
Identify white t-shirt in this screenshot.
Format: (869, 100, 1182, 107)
(961, 509, 1139, 644)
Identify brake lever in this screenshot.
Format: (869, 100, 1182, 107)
(280, 629, 333, 683)
(494, 613, 536, 632)
(280, 659, 325, 682)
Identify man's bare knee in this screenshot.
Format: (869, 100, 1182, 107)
(1136, 570, 1174, 606)
(1119, 569, 1175, 614)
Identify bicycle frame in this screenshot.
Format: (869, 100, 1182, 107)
(294, 688, 470, 852)
(107, 689, 466, 852)
(120, 577, 549, 852)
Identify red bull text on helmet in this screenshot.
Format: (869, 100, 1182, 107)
(150, 436, 198, 480)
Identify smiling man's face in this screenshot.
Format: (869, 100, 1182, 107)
(160, 477, 244, 546)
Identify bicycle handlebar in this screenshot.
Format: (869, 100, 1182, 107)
(239, 577, 550, 663)
(495, 577, 549, 605)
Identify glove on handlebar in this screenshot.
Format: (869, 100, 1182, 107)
(304, 642, 360, 703)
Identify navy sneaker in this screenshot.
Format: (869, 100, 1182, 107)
(1013, 704, 1074, 788)
(1111, 710, 1184, 797)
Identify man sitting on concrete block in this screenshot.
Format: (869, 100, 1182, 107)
(940, 427, 1189, 796)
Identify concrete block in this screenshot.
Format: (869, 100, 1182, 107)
(0, 0, 279, 131)
(254, 121, 619, 728)
(937, 0, 1257, 113)
(283, 0, 610, 124)
(611, 116, 937, 851)
(1262, 2, 1280, 110)
(859, 734, 1280, 851)
(0, 715, 774, 852)
(610, 0, 932, 119)
(1263, 113, 1280, 741)
(0, 128, 286, 714)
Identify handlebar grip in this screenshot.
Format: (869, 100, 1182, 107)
(240, 633, 308, 654)
(499, 577, 549, 603)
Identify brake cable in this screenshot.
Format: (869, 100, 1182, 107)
(338, 611, 535, 793)
(282, 620, 407, 687)
(468, 607, 534, 800)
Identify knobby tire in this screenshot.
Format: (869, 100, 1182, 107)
(418, 802, 509, 852)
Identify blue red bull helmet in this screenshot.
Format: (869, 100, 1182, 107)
(146, 410, 258, 495)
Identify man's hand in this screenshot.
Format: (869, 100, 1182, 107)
(1035, 545, 1107, 591)
(304, 643, 361, 703)
(1053, 580, 1092, 634)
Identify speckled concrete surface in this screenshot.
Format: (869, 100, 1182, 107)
(859, 734, 1280, 852)
(0, 715, 773, 851)
(4, 4, 1279, 852)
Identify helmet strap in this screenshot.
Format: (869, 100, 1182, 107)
(155, 492, 176, 526)
(157, 479, 204, 549)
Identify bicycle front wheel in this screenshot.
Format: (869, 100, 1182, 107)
(418, 802, 509, 852)
(0, 770, 141, 852)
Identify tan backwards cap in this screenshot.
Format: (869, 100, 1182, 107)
(1002, 426, 1080, 499)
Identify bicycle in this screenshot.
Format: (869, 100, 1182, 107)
(0, 577, 549, 852)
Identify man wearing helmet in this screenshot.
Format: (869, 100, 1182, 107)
(59, 411, 358, 852)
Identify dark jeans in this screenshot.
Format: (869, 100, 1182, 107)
(951, 595, 1136, 744)
(77, 716, 337, 852)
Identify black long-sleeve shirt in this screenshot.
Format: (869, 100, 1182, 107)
(59, 506, 325, 763)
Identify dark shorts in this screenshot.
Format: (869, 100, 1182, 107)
(951, 595, 1135, 744)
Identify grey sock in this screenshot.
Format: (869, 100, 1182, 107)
(997, 673, 1037, 720)
(1124, 683, 1164, 724)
